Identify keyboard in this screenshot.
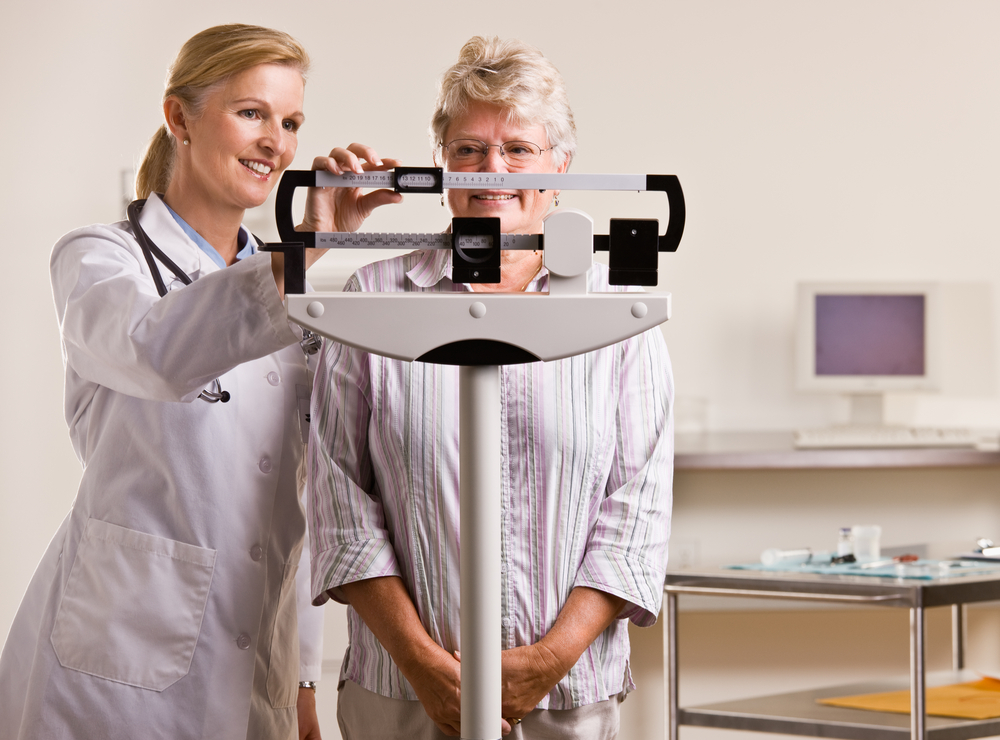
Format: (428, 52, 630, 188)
(794, 426, 1000, 450)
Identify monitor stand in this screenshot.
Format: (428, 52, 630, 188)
(847, 393, 885, 426)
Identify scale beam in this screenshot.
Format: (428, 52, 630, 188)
(272, 168, 686, 255)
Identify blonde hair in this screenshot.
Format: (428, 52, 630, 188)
(135, 24, 310, 199)
(430, 36, 577, 168)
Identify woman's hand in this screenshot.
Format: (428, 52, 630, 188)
(403, 647, 463, 736)
(500, 644, 565, 724)
(339, 576, 465, 736)
(298, 143, 403, 236)
(499, 587, 627, 727)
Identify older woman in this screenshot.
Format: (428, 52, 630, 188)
(0, 24, 398, 740)
(309, 37, 674, 739)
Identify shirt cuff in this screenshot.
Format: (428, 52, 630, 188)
(575, 548, 666, 627)
(299, 661, 323, 683)
(311, 539, 401, 606)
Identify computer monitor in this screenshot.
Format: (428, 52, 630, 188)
(795, 282, 942, 426)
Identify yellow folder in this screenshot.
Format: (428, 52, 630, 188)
(819, 678, 1000, 720)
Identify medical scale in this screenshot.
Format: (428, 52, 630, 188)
(267, 167, 685, 740)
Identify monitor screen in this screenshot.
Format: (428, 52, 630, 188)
(796, 282, 940, 393)
(814, 294, 925, 376)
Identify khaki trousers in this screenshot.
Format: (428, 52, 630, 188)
(337, 679, 624, 740)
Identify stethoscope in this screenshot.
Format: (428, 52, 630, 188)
(127, 199, 321, 405)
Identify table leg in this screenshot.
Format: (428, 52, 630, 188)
(909, 606, 926, 740)
(952, 604, 966, 671)
(666, 591, 679, 740)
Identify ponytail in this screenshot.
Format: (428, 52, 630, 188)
(135, 125, 176, 200)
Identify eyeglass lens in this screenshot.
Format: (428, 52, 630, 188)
(445, 140, 545, 165)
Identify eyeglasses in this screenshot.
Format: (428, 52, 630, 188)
(441, 139, 554, 167)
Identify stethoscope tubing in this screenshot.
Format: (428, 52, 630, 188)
(127, 199, 228, 403)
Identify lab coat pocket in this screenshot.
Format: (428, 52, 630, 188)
(265, 559, 301, 708)
(51, 518, 216, 691)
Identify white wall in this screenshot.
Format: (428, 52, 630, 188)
(3, 1, 1000, 738)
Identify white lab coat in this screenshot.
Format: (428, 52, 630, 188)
(0, 194, 322, 740)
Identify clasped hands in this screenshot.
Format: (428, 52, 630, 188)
(407, 641, 569, 737)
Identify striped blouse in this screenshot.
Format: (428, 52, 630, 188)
(308, 248, 674, 709)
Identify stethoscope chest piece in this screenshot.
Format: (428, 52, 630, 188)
(199, 379, 231, 403)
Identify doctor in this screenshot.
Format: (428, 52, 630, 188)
(0, 24, 399, 740)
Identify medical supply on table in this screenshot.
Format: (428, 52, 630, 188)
(736, 556, 1000, 580)
(761, 548, 833, 566)
(956, 537, 1000, 561)
(858, 554, 919, 569)
(973, 538, 1000, 558)
(831, 553, 857, 564)
(837, 526, 853, 556)
(851, 524, 882, 562)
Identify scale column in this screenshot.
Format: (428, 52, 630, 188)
(460, 364, 502, 740)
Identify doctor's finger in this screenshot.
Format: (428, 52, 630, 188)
(357, 189, 403, 217)
(310, 153, 352, 176)
(362, 157, 401, 172)
(345, 142, 398, 170)
(334, 190, 402, 231)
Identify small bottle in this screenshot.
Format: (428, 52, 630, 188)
(837, 527, 853, 557)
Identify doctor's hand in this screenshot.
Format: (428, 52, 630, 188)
(298, 143, 403, 240)
(297, 686, 322, 740)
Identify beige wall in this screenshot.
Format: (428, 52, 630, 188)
(3, 1, 1000, 738)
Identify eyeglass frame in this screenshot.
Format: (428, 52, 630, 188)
(438, 139, 556, 167)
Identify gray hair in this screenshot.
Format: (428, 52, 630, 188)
(430, 36, 577, 168)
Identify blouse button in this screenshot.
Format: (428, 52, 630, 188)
(259, 457, 272, 474)
(267, 371, 280, 386)
(236, 633, 252, 650)
(250, 545, 264, 561)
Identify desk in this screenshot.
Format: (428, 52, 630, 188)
(675, 432, 1000, 471)
(664, 568, 1000, 740)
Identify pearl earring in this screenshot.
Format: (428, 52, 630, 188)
(183, 139, 189, 146)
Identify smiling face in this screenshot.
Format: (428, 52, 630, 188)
(165, 63, 305, 220)
(440, 101, 567, 234)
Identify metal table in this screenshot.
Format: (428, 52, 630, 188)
(665, 568, 1000, 740)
